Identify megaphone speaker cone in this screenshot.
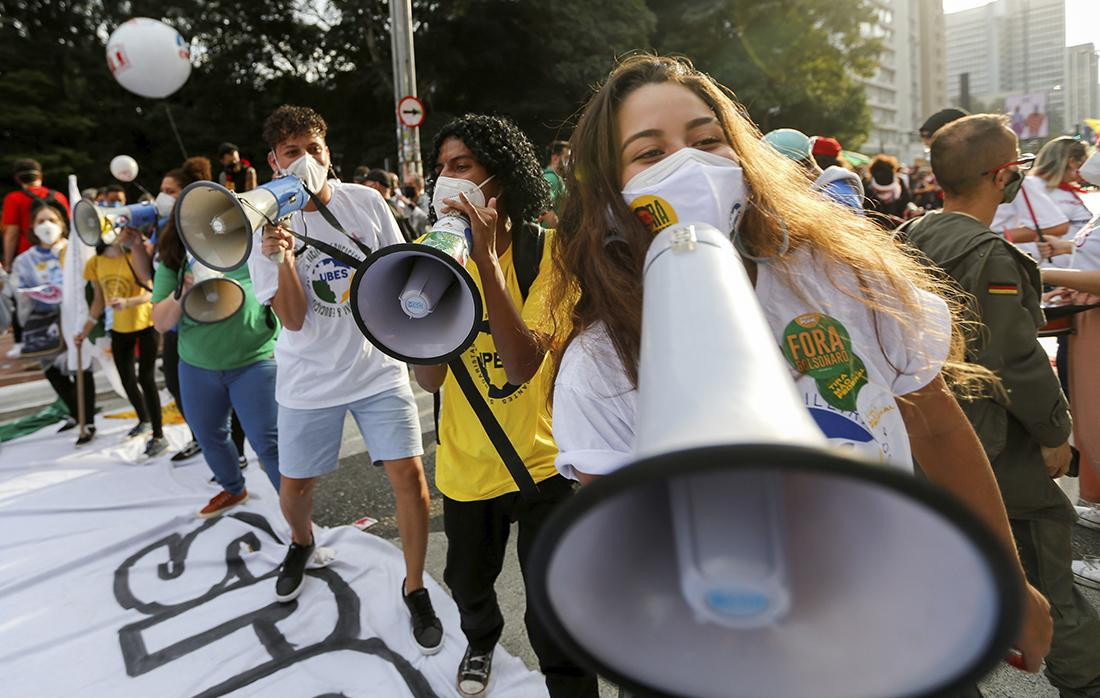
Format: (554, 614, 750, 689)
(72, 200, 104, 247)
(350, 243, 483, 364)
(530, 448, 1022, 698)
(181, 277, 245, 324)
(175, 181, 255, 271)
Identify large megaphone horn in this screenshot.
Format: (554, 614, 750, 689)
(72, 199, 158, 247)
(177, 256, 245, 324)
(529, 223, 1022, 698)
(350, 215, 483, 364)
(175, 176, 308, 271)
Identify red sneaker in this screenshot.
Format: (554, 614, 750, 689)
(198, 489, 249, 519)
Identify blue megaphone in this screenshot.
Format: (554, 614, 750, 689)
(72, 199, 159, 247)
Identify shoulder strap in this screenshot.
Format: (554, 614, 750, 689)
(446, 357, 539, 500)
(513, 222, 545, 303)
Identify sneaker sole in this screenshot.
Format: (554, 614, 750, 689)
(1073, 572, 1100, 591)
(197, 493, 249, 519)
(415, 636, 444, 656)
(458, 678, 488, 696)
(275, 579, 305, 603)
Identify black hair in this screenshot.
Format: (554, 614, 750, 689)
(263, 105, 328, 149)
(546, 140, 570, 164)
(427, 114, 550, 226)
(218, 142, 239, 158)
(105, 183, 125, 194)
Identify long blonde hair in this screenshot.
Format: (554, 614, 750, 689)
(1033, 136, 1088, 188)
(548, 54, 988, 396)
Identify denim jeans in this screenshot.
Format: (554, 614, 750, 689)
(179, 358, 279, 495)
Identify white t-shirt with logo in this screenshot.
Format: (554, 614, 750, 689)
(553, 249, 951, 480)
(249, 181, 409, 409)
(991, 177, 1068, 265)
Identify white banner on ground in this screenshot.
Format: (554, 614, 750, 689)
(0, 419, 547, 697)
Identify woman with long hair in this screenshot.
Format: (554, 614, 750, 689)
(150, 173, 281, 517)
(546, 54, 1052, 674)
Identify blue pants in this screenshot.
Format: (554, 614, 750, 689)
(179, 358, 280, 495)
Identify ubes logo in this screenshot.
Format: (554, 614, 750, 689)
(629, 195, 677, 234)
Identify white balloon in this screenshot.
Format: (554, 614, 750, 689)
(110, 155, 139, 182)
(106, 18, 192, 99)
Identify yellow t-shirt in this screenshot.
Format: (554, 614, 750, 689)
(436, 232, 560, 501)
(83, 252, 153, 333)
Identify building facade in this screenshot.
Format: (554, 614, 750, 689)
(1066, 43, 1099, 131)
(945, 0, 1068, 135)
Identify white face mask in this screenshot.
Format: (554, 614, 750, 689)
(275, 150, 329, 193)
(432, 174, 495, 218)
(154, 192, 176, 218)
(34, 221, 63, 246)
(620, 147, 747, 237)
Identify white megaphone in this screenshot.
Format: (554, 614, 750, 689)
(178, 255, 245, 324)
(529, 223, 1022, 698)
(72, 199, 158, 247)
(175, 176, 309, 271)
(350, 214, 483, 364)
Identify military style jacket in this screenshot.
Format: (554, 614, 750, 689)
(904, 210, 1072, 519)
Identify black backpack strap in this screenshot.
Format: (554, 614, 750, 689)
(447, 357, 539, 500)
(432, 390, 441, 445)
(513, 222, 545, 302)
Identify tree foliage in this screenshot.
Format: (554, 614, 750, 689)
(0, 0, 881, 199)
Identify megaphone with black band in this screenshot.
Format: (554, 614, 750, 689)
(72, 199, 158, 247)
(175, 176, 309, 271)
(177, 256, 245, 324)
(350, 214, 483, 364)
(529, 223, 1022, 698)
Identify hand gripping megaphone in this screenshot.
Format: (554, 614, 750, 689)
(349, 214, 483, 364)
(72, 199, 158, 246)
(177, 255, 245, 324)
(174, 176, 309, 271)
(529, 223, 1022, 698)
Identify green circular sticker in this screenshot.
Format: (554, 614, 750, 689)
(781, 312, 868, 412)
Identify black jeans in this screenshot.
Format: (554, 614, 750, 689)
(43, 364, 95, 423)
(111, 326, 162, 438)
(443, 475, 598, 698)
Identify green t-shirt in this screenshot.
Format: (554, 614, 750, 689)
(543, 168, 565, 211)
(151, 261, 279, 370)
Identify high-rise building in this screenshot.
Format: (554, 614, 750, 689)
(1066, 43, 1099, 130)
(857, 0, 942, 161)
(945, 0, 1067, 133)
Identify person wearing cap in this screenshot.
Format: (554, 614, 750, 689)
(217, 142, 257, 193)
(919, 107, 969, 147)
(3, 159, 70, 273)
(361, 167, 424, 240)
(762, 129, 864, 212)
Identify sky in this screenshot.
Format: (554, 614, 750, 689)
(942, 0, 1100, 47)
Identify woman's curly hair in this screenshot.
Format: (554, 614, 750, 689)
(427, 114, 550, 226)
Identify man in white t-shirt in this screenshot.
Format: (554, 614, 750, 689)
(991, 175, 1069, 263)
(248, 105, 442, 654)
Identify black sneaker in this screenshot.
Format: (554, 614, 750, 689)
(127, 422, 151, 438)
(275, 540, 314, 603)
(402, 580, 443, 655)
(171, 440, 202, 462)
(457, 645, 493, 696)
(144, 436, 169, 459)
(75, 426, 97, 447)
(57, 418, 78, 433)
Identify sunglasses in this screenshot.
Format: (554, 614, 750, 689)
(981, 153, 1036, 176)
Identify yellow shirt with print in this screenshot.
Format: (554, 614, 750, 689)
(83, 252, 153, 333)
(436, 230, 560, 502)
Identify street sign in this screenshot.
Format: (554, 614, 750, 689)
(397, 95, 425, 129)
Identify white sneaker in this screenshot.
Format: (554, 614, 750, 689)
(5, 343, 22, 358)
(1072, 556, 1100, 591)
(1075, 504, 1100, 532)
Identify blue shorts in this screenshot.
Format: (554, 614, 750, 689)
(278, 384, 424, 479)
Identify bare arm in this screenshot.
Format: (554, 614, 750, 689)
(900, 374, 1052, 671)
(74, 280, 105, 345)
(261, 224, 307, 331)
(3, 224, 18, 271)
(1008, 221, 1070, 243)
(449, 193, 545, 385)
(413, 364, 448, 393)
(1042, 269, 1100, 296)
(123, 229, 154, 287)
